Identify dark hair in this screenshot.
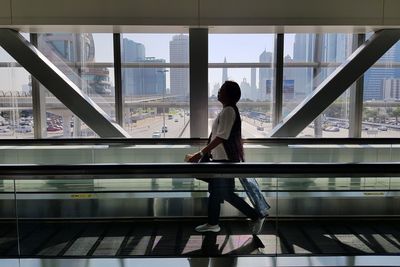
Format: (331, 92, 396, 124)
(222, 81, 241, 104)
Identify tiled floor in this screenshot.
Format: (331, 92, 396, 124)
(1, 219, 400, 257)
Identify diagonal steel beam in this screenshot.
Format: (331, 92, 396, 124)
(0, 29, 130, 138)
(270, 29, 400, 137)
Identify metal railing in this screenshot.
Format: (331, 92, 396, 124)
(0, 162, 399, 179)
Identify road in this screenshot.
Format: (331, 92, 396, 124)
(2, 114, 400, 139)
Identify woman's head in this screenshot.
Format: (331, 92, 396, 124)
(218, 81, 241, 105)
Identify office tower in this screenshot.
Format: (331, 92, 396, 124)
(259, 50, 272, 100)
(222, 57, 228, 83)
(169, 34, 189, 98)
(383, 78, 400, 100)
(250, 67, 257, 100)
(212, 83, 220, 97)
(291, 33, 352, 98)
(251, 68, 257, 89)
(122, 38, 145, 96)
(292, 34, 314, 98)
(240, 78, 251, 100)
(325, 33, 351, 63)
(142, 57, 167, 95)
(122, 38, 166, 96)
(364, 42, 400, 100)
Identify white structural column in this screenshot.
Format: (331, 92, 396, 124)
(270, 29, 400, 137)
(0, 29, 130, 138)
(189, 28, 208, 138)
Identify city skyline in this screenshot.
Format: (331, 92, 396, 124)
(1, 33, 400, 102)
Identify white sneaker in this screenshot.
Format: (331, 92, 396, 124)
(195, 223, 221, 233)
(251, 217, 265, 235)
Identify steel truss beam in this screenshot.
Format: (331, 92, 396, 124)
(270, 29, 400, 137)
(0, 29, 129, 138)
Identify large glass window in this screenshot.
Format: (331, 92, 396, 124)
(362, 39, 400, 138)
(0, 34, 34, 139)
(209, 34, 275, 138)
(284, 33, 355, 137)
(37, 33, 114, 138)
(121, 33, 189, 138)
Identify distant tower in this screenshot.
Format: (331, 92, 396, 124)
(122, 38, 146, 96)
(212, 83, 220, 97)
(240, 78, 251, 100)
(169, 34, 189, 98)
(293, 34, 314, 97)
(222, 57, 228, 83)
(259, 50, 272, 100)
(143, 57, 166, 95)
(364, 42, 400, 100)
(251, 68, 257, 89)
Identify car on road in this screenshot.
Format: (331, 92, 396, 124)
(174, 118, 179, 122)
(361, 125, 370, 130)
(47, 125, 61, 132)
(152, 131, 161, 138)
(15, 125, 32, 133)
(0, 127, 10, 133)
(378, 126, 388, 131)
(323, 126, 340, 132)
(256, 126, 264, 131)
(161, 126, 168, 133)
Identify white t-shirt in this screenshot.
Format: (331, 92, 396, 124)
(211, 106, 236, 160)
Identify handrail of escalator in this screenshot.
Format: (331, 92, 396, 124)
(0, 137, 400, 146)
(0, 162, 399, 179)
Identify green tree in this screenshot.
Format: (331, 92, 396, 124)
(392, 107, 400, 124)
(363, 108, 378, 122)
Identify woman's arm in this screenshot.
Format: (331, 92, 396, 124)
(186, 137, 224, 163)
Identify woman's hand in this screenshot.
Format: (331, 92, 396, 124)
(185, 152, 202, 163)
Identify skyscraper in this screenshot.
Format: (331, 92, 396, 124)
(293, 34, 314, 98)
(240, 78, 251, 100)
(222, 57, 228, 83)
(364, 42, 400, 100)
(122, 38, 166, 96)
(122, 38, 145, 96)
(259, 50, 272, 100)
(169, 34, 189, 98)
(383, 78, 400, 100)
(143, 57, 167, 95)
(251, 68, 256, 89)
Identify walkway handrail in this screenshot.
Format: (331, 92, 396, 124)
(0, 162, 399, 179)
(1, 137, 400, 146)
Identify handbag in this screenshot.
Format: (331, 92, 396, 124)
(239, 177, 271, 218)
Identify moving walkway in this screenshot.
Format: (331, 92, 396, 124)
(0, 138, 399, 266)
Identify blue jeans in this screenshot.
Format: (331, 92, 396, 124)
(207, 177, 259, 225)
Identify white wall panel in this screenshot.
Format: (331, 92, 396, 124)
(11, 0, 198, 25)
(200, 0, 384, 25)
(384, 0, 400, 25)
(0, 0, 11, 24)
